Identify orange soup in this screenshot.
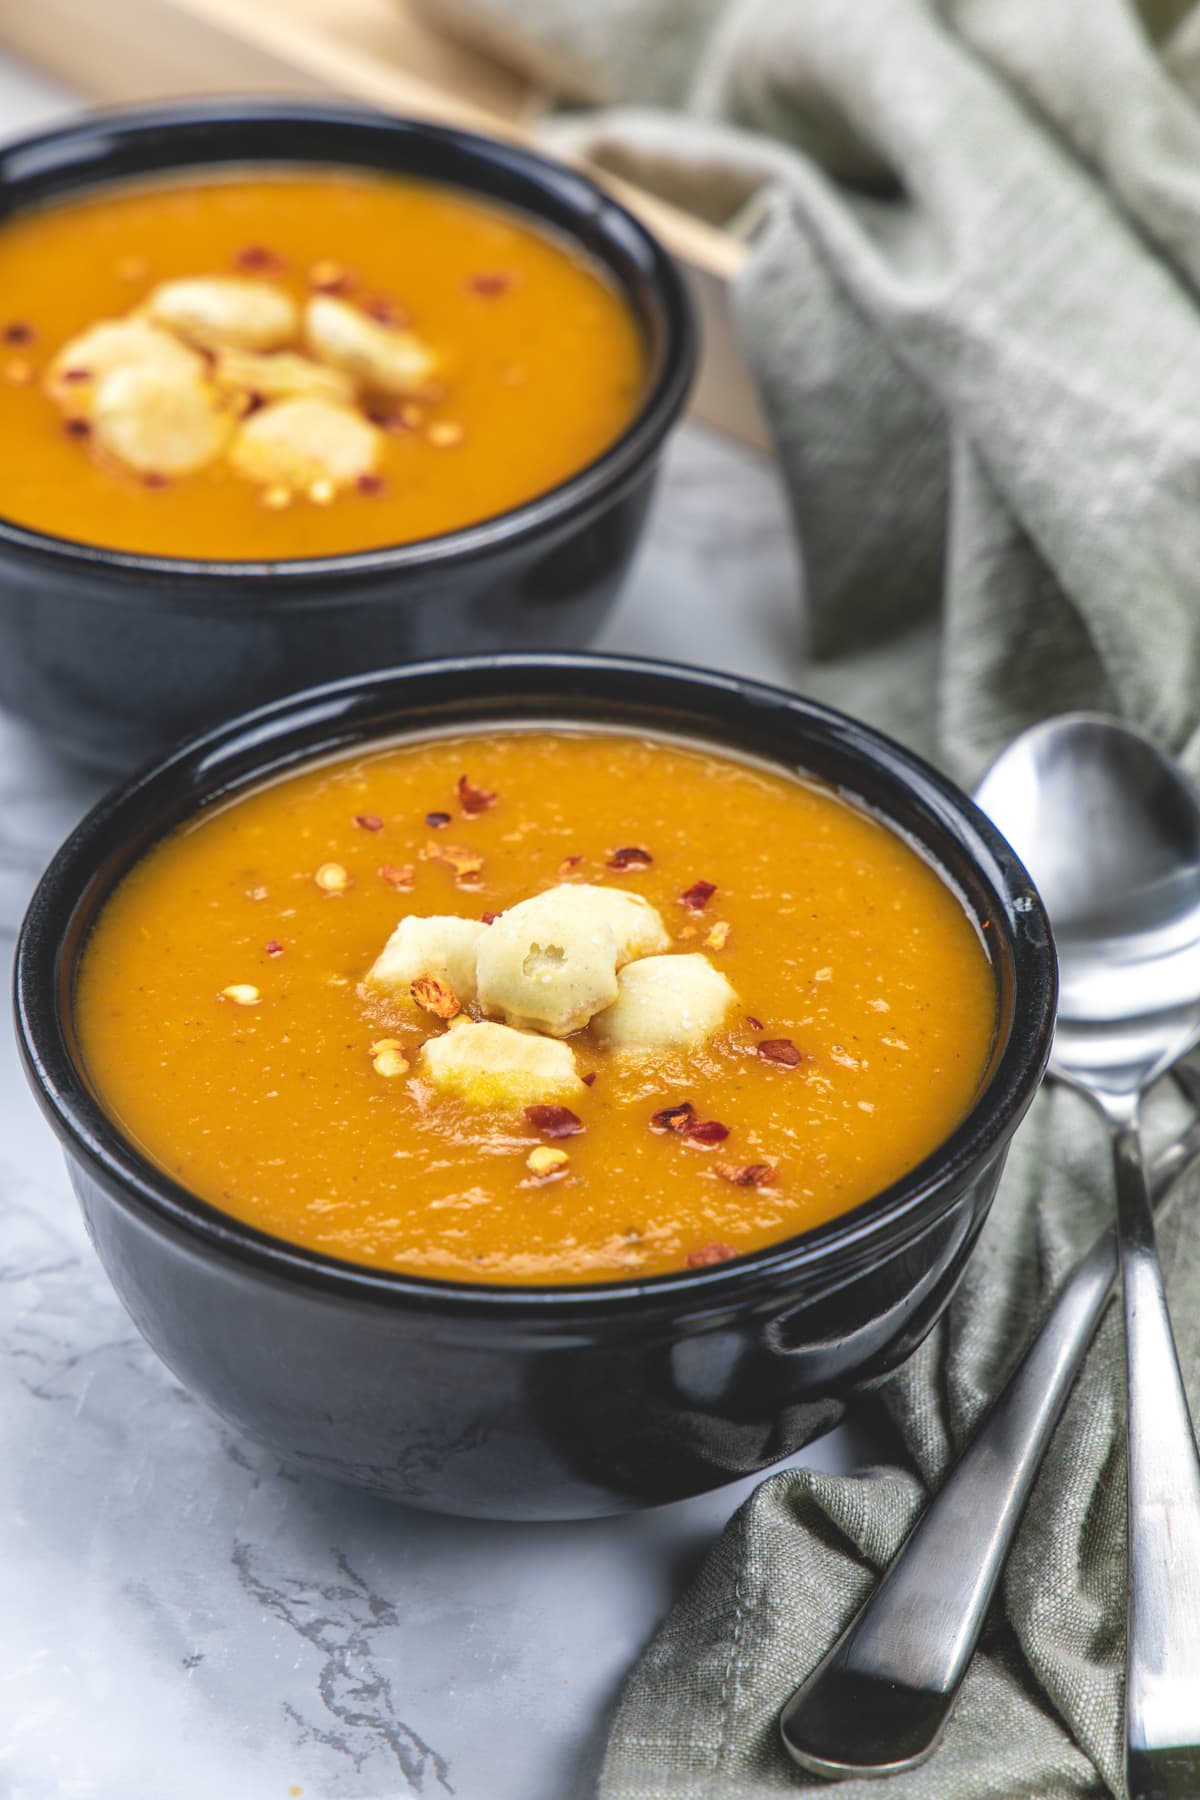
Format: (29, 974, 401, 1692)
(0, 171, 643, 559)
(75, 730, 997, 1285)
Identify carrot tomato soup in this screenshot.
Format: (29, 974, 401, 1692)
(75, 731, 997, 1285)
(0, 171, 643, 559)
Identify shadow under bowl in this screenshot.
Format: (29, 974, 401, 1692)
(14, 654, 1056, 1519)
(0, 102, 696, 771)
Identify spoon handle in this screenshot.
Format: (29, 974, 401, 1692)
(1111, 1114, 1200, 1800)
(780, 1086, 1200, 1782)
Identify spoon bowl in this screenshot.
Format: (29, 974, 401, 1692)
(975, 714, 1200, 1047)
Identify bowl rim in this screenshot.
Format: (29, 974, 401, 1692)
(0, 97, 696, 593)
(14, 652, 1057, 1319)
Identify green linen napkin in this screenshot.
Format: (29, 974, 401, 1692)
(422, 0, 1200, 1791)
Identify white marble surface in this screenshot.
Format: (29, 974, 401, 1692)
(0, 58, 868, 1800)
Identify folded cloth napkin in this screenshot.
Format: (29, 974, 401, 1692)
(420, 0, 1200, 1791)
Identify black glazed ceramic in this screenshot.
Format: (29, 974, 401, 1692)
(15, 655, 1056, 1520)
(0, 103, 695, 771)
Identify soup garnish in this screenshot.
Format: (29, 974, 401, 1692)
(75, 730, 997, 1285)
(0, 171, 644, 558)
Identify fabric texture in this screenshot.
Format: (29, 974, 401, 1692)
(418, 1, 1200, 1791)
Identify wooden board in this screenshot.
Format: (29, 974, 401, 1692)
(0, 0, 767, 449)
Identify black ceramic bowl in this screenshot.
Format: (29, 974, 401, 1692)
(0, 102, 695, 771)
(14, 655, 1056, 1520)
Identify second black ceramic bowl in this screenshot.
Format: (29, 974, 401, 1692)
(15, 655, 1056, 1519)
(0, 102, 695, 771)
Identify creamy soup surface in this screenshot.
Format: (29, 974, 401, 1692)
(0, 170, 643, 559)
(75, 730, 997, 1285)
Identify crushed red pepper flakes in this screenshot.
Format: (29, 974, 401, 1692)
(422, 840, 486, 881)
(64, 418, 91, 438)
(745, 1015, 764, 1031)
(686, 1242, 738, 1268)
(411, 974, 461, 1020)
(680, 880, 717, 911)
(142, 472, 170, 489)
(264, 939, 284, 958)
(714, 1161, 777, 1187)
(379, 862, 415, 890)
(354, 813, 384, 832)
(650, 1102, 696, 1134)
(525, 1104, 584, 1138)
(2, 321, 34, 345)
(480, 910, 502, 924)
(366, 402, 420, 433)
(466, 271, 515, 297)
(62, 367, 91, 383)
(362, 293, 408, 327)
(582, 1072, 597, 1087)
(758, 1038, 802, 1067)
(425, 810, 452, 829)
(607, 846, 653, 871)
(558, 853, 585, 877)
(234, 243, 287, 274)
(680, 1118, 730, 1146)
(458, 773, 498, 815)
(356, 472, 386, 496)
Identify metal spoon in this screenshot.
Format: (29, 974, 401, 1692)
(781, 714, 1200, 1797)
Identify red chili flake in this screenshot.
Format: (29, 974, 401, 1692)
(745, 1016, 764, 1031)
(365, 403, 416, 433)
(686, 1242, 738, 1269)
(680, 1118, 730, 1146)
(362, 293, 408, 327)
(356, 472, 387, 495)
(607, 846, 653, 871)
(264, 939, 284, 958)
(650, 1102, 696, 1134)
(714, 1162, 776, 1187)
(425, 810, 452, 829)
(480, 910, 502, 925)
(582, 1072, 597, 1087)
(558, 854, 584, 877)
(422, 839, 485, 882)
(354, 813, 384, 832)
(458, 773, 498, 815)
(525, 1104, 584, 1138)
(758, 1038, 802, 1068)
(234, 243, 286, 274)
(2, 321, 34, 345)
(62, 367, 91, 384)
(64, 418, 91, 438)
(379, 862, 415, 890)
(679, 880, 717, 912)
(466, 271, 514, 298)
(412, 974, 462, 1020)
(142, 472, 169, 489)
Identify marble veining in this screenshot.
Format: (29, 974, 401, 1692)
(0, 59, 861, 1800)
